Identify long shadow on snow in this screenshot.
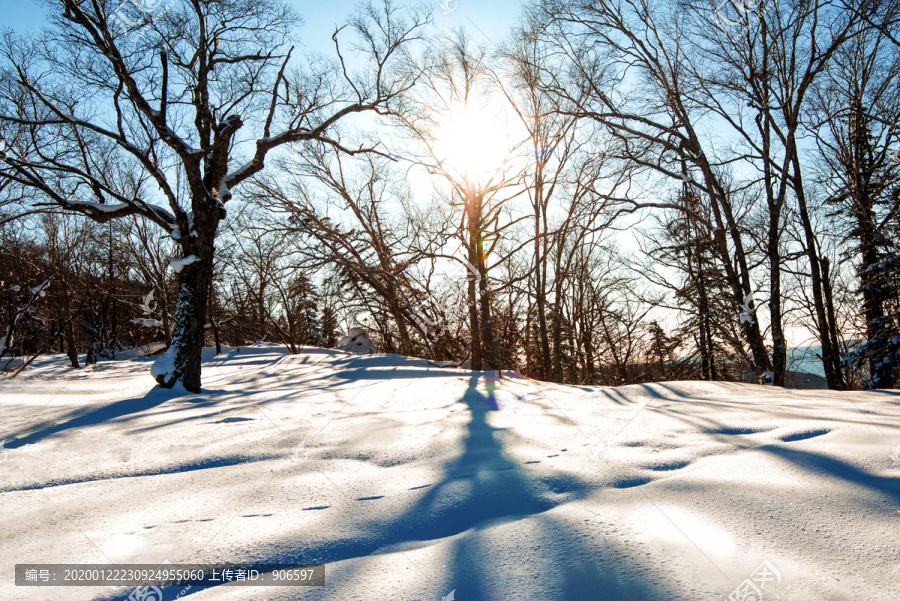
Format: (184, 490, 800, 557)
(8, 353, 460, 442)
(97, 375, 671, 601)
(635, 399, 900, 509)
(2, 348, 364, 446)
(3, 385, 207, 449)
(757, 444, 900, 505)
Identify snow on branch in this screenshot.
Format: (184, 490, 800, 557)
(170, 255, 200, 273)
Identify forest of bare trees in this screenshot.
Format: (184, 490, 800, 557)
(1, 0, 899, 391)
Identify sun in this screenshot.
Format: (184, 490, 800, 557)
(433, 102, 512, 182)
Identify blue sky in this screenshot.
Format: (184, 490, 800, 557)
(0, 0, 525, 51)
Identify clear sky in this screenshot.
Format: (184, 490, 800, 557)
(0, 0, 525, 51)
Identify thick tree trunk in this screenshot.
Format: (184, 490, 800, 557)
(535, 247, 551, 378)
(698, 271, 716, 380)
(769, 265, 787, 386)
(153, 222, 216, 393)
(475, 219, 494, 369)
(552, 288, 563, 382)
(390, 301, 413, 357)
(467, 261, 481, 369)
(478, 266, 493, 369)
(760, 86, 787, 387)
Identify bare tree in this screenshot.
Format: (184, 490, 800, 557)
(535, 0, 896, 386)
(0, 0, 427, 391)
(809, 20, 900, 386)
(395, 31, 530, 370)
(249, 143, 428, 356)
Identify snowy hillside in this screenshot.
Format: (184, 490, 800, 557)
(1, 345, 899, 600)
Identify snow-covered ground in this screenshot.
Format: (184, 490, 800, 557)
(1, 345, 898, 600)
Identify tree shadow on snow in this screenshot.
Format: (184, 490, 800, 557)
(2, 385, 216, 449)
(757, 444, 900, 505)
(96, 375, 676, 601)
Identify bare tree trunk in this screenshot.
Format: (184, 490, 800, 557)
(792, 154, 844, 389)
(466, 183, 483, 371)
(582, 318, 594, 384)
(701, 168, 773, 376)
(552, 279, 564, 382)
(478, 259, 494, 369)
(208, 280, 221, 356)
(65, 319, 80, 369)
(768, 240, 787, 386)
(858, 221, 889, 383)
(533, 177, 552, 378)
(821, 258, 844, 381)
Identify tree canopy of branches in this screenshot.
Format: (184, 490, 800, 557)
(0, 0, 428, 391)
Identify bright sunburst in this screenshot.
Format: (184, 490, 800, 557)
(433, 102, 512, 182)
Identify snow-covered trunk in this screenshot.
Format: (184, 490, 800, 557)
(152, 221, 216, 393)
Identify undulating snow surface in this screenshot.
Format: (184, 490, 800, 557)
(1, 345, 898, 600)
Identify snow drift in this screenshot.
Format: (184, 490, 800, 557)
(0, 345, 898, 600)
